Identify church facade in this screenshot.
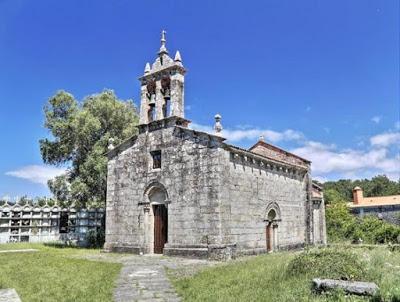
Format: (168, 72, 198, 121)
(104, 32, 327, 260)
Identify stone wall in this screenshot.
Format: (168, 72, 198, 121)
(311, 199, 327, 245)
(105, 119, 325, 259)
(218, 147, 310, 254)
(105, 120, 227, 255)
(0, 204, 104, 245)
(350, 205, 400, 225)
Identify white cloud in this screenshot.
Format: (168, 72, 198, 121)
(313, 175, 329, 183)
(323, 127, 330, 134)
(291, 140, 400, 181)
(190, 123, 304, 143)
(292, 142, 395, 174)
(370, 132, 400, 147)
(5, 165, 66, 186)
(191, 122, 400, 180)
(371, 116, 382, 124)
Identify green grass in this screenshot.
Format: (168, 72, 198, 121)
(0, 243, 121, 302)
(169, 247, 400, 302)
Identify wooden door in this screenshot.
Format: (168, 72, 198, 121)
(153, 204, 168, 254)
(266, 223, 272, 252)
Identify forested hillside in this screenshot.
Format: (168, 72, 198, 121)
(320, 175, 400, 204)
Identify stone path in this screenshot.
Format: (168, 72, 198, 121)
(0, 289, 21, 302)
(82, 253, 213, 302)
(0, 249, 38, 254)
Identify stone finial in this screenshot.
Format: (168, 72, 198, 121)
(214, 114, 223, 136)
(108, 138, 115, 151)
(174, 50, 182, 62)
(144, 62, 151, 74)
(158, 30, 168, 55)
(259, 135, 265, 142)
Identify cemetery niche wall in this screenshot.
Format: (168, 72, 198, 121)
(0, 202, 104, 245)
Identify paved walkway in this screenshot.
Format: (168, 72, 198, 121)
(83, 253, 213, 302)
(115, 256, 179, 302)
(0, 249, 38, 254)
(0, 289, 21, 302)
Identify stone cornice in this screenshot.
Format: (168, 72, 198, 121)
(106, 134, 138, 159)
(107, 116, 192, 159)
(139, 65, 186, 83)
(174, 126, 227, 143)
(138, 116, 191, 134)
(225, 144, 309, 175)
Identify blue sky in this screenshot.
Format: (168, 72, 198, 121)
(0, 0, 399, 199)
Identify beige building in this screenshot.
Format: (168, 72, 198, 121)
(349, 187, 400, 224)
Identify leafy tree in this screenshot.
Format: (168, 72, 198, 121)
(324, 188, 345, 205)
(326, 202, 400, 244)
(326, 201, 357, 242)
(35, 197, 56, 207)
(40, 90, 139, 207)
(17, 195, 32, 205)
(324, 175, 400, 202)
(367, 175, 400, 197)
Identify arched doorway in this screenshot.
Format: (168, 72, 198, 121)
(265, 203, 281, 253)
(153, 203, 167, 254)
(145, 184, 169, 254)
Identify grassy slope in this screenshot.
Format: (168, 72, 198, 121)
(0, 243, 121, 302)
(170, 247, 400, 302)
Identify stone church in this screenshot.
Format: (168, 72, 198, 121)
(104, 32, 326, 259)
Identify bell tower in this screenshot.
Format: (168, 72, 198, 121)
(139, 31, 186, 124)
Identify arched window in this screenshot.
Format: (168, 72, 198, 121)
(148, 187, 167, 204)
(264, 202, 281, 222)
(264, 202, 281, 253)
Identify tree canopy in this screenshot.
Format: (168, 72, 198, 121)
(323, 175, 400, 243)
(323, 175, 400, 204)
(40, 90, 139, 207)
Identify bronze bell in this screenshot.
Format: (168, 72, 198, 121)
(148, 93, 156, 105)
(163, 88, 170, 98)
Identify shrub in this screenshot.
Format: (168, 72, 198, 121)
(326, 201, 400, 244)
(287, 249, 368, 281)
(353, 216, 400, 244)
(388, 244, 400, 252)
(85, 229, 105, 248)
(44, 241, 78, 249)
(326, 202, 356, 242)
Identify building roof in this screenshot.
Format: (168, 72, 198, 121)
(249, 140, 310, 167)
(311, 181, 323, 200)
(225, 143, 309, 171)
(107, 120, 310, 172)
(349, 194, 400, 208)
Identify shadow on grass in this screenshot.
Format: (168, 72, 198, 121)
(43, 241, 84, 249)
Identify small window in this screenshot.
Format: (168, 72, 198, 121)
(59, 212, 69, 233)
(148, 104, 156, 122)
(151, 150, 162, 169)
(162, 99, 170, 118)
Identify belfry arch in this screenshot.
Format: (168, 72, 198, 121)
(264, 202, 281, 253)
(143, 182, 169, 254)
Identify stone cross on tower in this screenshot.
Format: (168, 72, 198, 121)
(139, 31, 186, 124)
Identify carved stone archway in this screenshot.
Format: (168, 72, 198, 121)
(143, 181, 169, 254)
(264, 202, 281, 253)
